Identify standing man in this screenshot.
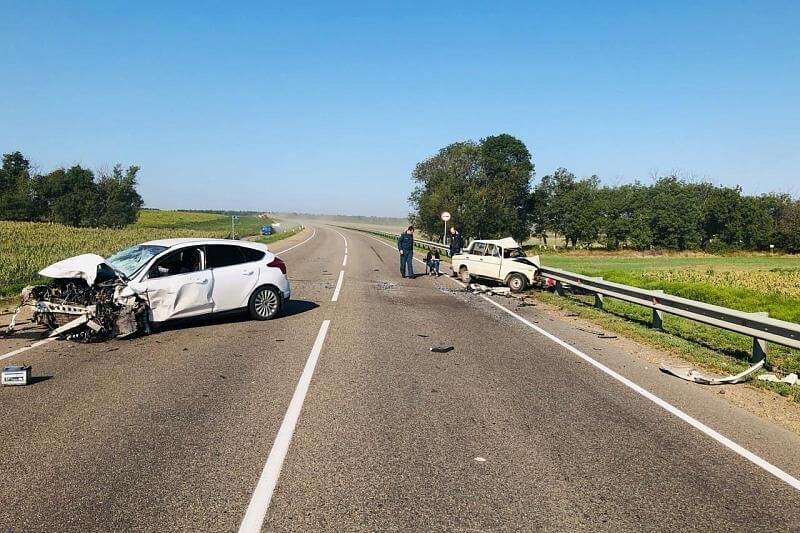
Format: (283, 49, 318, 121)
(449, 226, 463, 257)
(398, 225, 415, 278)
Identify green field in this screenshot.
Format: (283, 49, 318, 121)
(0, 210, 278, 297)
(535, 252, 800, 323)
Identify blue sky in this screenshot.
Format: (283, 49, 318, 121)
(1, 1, 798, 216)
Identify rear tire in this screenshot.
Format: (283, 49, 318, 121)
(507, 273, 527, 293)
(459, 266, 472, 284)
(249, 286, 282, 320)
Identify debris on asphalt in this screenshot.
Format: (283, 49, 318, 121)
(2, 365, 32, 386)
(576, 327, 604, 336)
(377, 281, 396, 291)
(660, 359, 764, 385)
(758, 372, 799, 385)
(469, 283, 513, 297)
(474, 457, 487, 462)
(430, 345, 454, 353)
(416, 334, 429, 338)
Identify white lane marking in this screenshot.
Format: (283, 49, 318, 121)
(342, 255, 348, 267)
(330, 228, 348, 249)
(331, 270, 345, 302)
(275, 227, 317, 255)
(239, 319, 331, 533)
(479, 294, 800, 491)
(0, 337, 56, 362)
(362, 232, 800, 492)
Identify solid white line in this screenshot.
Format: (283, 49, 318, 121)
(478, 294, 800, 491)
(331, 270, 345, 302)
(0, 337, 56, 362)
(275, 226, 317, 255)
(238, 319, 331, 533)
(330, 228, 348, 249)
(342, 255, 348, 267)
(362, 231, 800, 492)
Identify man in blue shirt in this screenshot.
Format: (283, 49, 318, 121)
(397, 225, 415, 278)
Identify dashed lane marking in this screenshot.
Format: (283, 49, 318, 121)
(238, 319, 332, 532)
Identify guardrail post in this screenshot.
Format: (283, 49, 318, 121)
(652, 308, 664, 330)
(594, 293, 604, 309)
(752, 338, 767, 364)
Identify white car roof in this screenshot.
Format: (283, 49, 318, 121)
(471, 237, 521, 248)
(141, 237, 268, 251)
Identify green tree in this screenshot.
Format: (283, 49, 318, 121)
(599, 182, 652, 249)
(552, 175, 602, 247)
(0, 151, 35, 220)
(409, 141, 482, 241)
(647, 176, 703, 250)
(41, 166, 101, 226)
(96, 165, 144, 227)
(775, 200, 800, 253)
(409, 134, 535, 242)
(476, 134, 534, 241)
(698, 184, 744, 248)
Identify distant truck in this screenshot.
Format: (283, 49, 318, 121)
(260, 225, 274, 236)
(451, 237, 540, 292)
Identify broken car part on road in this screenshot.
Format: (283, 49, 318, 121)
(660, 359, 765, 385)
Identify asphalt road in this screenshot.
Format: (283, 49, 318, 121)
(2, 225, 800, 532)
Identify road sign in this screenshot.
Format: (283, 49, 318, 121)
(440, 211, 451, 222)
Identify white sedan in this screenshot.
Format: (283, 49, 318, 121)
(17, 238, 291, 340)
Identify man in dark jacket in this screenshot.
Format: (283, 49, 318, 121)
(397, 225, 415, 278)
(449, 226, 463, 257)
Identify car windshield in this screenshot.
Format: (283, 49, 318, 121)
(106, 245, 168, 278)
(503, 247, 526, 258)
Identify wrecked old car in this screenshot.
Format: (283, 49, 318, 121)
(451, 237, 540, 292)
(7, 238, 291, 341)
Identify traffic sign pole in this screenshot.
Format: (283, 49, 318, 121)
(440, 211, 451, 247)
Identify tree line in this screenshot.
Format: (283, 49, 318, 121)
(0, 151, 144, 228)
(410, 135, 800, 253)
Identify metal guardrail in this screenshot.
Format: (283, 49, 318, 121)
(338, 225, 800, 364)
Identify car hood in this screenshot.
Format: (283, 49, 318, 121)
(38, 253, 114, 286)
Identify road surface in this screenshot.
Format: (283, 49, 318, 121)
(2, 225, 800, 532)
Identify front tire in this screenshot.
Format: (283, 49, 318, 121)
(249, 286, 282, 320)
(459, 266, 473, 284)
(507, 273, 527, 293)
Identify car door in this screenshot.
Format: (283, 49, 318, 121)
(133, 246, 214, 322)
(206, 244, 258, 312)
(467, 242, 488, 276)
(481, 244, 502, 279)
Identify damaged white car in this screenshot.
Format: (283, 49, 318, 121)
(7, 238, 291, 341)
(451, 237, 540, 292)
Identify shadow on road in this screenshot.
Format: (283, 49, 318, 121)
(155, 299, 320, 333)
(27, 375, 53, 385)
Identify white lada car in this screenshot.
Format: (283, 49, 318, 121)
(451, 237, 540, 292)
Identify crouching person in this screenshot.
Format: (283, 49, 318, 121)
(425, 248, 441, 276)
